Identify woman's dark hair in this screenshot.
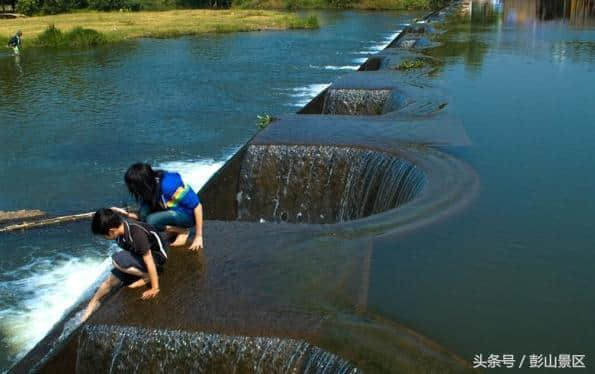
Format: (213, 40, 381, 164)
(91, 208, 122, 235)
(124, 163, 163, 212)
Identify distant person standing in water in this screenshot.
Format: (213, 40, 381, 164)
(7, 30, 22, 55)
(111, 163, 204, 251)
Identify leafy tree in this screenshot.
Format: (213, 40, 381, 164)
(15, 0, 41, 15)
(88, 0, 139, 10)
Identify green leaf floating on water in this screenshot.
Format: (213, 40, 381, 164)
(256, 114, 277, 129)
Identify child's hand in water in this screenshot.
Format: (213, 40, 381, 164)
(141, 288, 160, 300)
(189, 236, 203, 251)
(81, 303, 97, 322)
(81, 309, 91, 323)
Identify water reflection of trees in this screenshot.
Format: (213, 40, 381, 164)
(568, 0, 595, 27)
(425, 37, 489, 74)
(471, 0, 500, 26)
(424, 0, 595, 73)
(423, 1, 496, 73)
(503, 0, 595, 27)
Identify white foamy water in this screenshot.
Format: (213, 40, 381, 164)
(323, 65, 359, 70)
(293, 30, 405, 109)
(157, 159, 226, 192)
(0, 256, 113, 360)
(365, 44, 386, 52)
(352, 57, 369, 64)
(371, 30, 403, 50)
(282, 83, 331, 107)
(384, 30, 403, 42)
(309, 64, 359, 70)
(352, 30, 403, 57)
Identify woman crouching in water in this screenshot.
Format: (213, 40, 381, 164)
(112, 163, 203, 251)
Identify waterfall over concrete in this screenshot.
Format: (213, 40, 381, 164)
(76, 325, 359, 374)
(237, 145, 426, 224)
(322, 89, 391, 115)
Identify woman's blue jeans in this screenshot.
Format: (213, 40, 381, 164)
(139, 204, 194, 232)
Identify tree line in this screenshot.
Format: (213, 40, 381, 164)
(2, 0, 231, 16)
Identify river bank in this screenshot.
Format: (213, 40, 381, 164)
(0, 9, 318, 47)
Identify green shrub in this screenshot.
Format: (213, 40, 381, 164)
(233, 0, 272, 8)
(327, 0, 354, 8)
(67, 27, 107, 47)
(303, 14, 318, 27)
(256, 113, 276, 128)
(128, 0, 141, 10)
(88, 0, 140, 11)
(287, 14, 318, 28)
(34, 25, 107, 48)
(41, 0, 76, 14)
(397, 58, 425, 70)
(283, 0, 298, 10)
(429, 0, 448, 10)
(136, 0, 171, 10)
(17, 0, 87, 15)
(214, 23, 237, 32)
(15, 0, 42, 15)
(174, 0, 223, 7)
(35, 24, 64, 46)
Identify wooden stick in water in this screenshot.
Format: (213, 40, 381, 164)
(0, 212, 94, 233)
(0, 209, 46, 223)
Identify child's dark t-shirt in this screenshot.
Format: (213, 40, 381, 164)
(116, 219, 169, 262)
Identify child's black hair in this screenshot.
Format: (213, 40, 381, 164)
(91, 208, 122, 235)
(124, 163, 164, 213)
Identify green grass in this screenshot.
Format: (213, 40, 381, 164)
(0, 9, 319, 48)
(287, 14, 318, 28)
(397, 58, 426, 70)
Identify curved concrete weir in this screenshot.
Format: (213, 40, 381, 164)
(298, 75, 448, 118)
(201, 141, 477, 238)
(322, 89, 392, 115)
(237, 145, 426, 224)
(75, 325, 358, 373)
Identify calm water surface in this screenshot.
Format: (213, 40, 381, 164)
(369, 0, 595, 370)
(0, 10, 420, 370)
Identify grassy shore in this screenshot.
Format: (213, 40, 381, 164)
(0, 9, 318, 47)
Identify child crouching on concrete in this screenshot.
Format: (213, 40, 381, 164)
(82, 208, 174, 321)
